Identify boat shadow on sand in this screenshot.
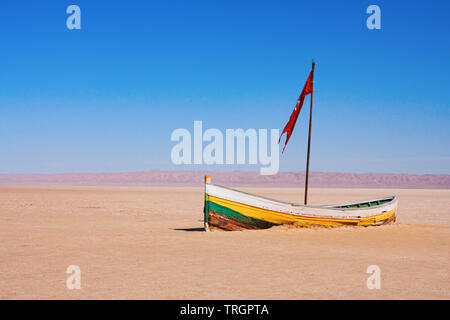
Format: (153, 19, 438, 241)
(172, 227, 205, 232)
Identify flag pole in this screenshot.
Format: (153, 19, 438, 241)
(304, 60, 315, 205)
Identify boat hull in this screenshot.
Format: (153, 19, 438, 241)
(204, 182, 397, 231)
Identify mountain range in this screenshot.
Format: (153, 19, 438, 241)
(0, 170, 449, 189)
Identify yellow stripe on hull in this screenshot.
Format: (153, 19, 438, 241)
(357, 209, 396, 226)
(208, 195, 396, 227)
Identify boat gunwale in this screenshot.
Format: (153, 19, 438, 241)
(206, 183, 398, 212)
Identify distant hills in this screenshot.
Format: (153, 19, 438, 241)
(0, 170, 449, 189)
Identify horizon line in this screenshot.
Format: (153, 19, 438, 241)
(1, 169, 449, 177)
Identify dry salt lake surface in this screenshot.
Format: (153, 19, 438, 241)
(0, 186, 448, 299)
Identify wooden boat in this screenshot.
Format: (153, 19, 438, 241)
(204, 176, 397, 231)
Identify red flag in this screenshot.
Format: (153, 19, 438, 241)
(279, 70, 313, 153)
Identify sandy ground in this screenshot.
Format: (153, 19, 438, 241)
(0, 186, 448, 299)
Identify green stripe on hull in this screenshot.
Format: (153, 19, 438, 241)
(204, 194, 209, 225)
(207, 200, 277, 229)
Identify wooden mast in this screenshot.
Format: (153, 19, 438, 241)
(304, 60, 315, 205)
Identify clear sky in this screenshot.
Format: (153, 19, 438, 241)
(0, 0, 449, 174)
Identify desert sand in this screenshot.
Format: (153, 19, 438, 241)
(0, 186, 448, 299)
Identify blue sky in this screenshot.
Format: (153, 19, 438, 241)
(0, 0, 449, 174)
